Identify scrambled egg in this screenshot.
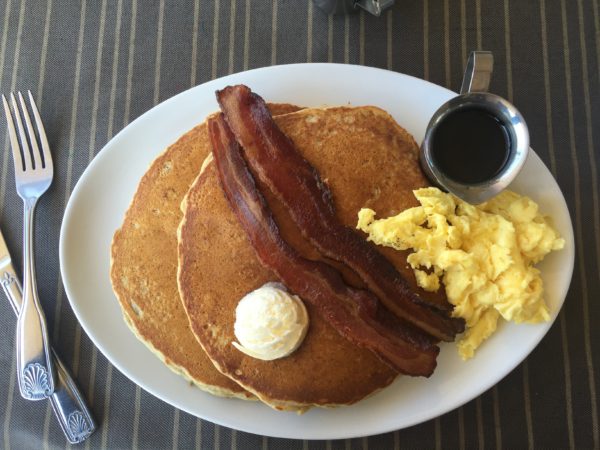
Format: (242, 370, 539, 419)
(357, 187, 564, 359)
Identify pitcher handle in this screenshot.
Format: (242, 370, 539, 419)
(460, 51, 494, 94)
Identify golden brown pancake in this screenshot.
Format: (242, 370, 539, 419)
(178, 106, 442, 410)
(110, 104, 301, 398)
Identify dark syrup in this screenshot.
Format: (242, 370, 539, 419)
(431, 108, 511, 185)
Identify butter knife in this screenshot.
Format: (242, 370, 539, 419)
(0, 228, 96, 444)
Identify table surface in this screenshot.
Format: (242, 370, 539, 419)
(0, 0, 598, 448)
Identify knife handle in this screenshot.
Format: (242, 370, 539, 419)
(1, 267, 96, 443)
(1, 270, 22, 316)
(49, 348, 96, 443)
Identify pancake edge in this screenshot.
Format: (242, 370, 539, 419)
(109, 122, 254, 401)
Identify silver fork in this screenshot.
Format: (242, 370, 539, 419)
(2, 91, 55, 400)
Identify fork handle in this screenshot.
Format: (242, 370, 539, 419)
(16, 197, 56, 400)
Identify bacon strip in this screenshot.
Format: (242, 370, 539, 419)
(216, 85, 464, 342)
(209, 114, 438, 376)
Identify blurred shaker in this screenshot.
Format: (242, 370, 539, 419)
(313, 0, 394, 16)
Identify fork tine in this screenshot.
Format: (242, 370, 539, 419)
(10, 93, 33, 171)
(27, 91, 52, 172)
(18, 91, 43, 170)
(2, 94, 25, 173)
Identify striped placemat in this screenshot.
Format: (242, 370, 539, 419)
(0, 0, 598, 448)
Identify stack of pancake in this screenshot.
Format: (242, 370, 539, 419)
(110, 92, 451, 412)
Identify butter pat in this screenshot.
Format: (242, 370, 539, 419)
(233, 282, 309, 361)
(357, 187, 564, 360)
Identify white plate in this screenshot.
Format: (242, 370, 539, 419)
(59, 63, 575, 440)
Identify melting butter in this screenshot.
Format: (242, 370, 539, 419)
(232, 282, 309, 361)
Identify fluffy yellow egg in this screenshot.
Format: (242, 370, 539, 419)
(357, 187, 564, 359)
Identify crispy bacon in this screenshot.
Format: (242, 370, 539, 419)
(216, 85, 464, 342)
(209, 114, 438, 376)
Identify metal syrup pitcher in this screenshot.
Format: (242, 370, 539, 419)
(420, 51, 530, 204)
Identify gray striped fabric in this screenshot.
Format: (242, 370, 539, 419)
(0, 0, 599, 448)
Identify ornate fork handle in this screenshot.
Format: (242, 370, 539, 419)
(16, 196, 55, 400)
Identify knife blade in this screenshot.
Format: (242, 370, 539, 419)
(0, 228, 96, 444)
